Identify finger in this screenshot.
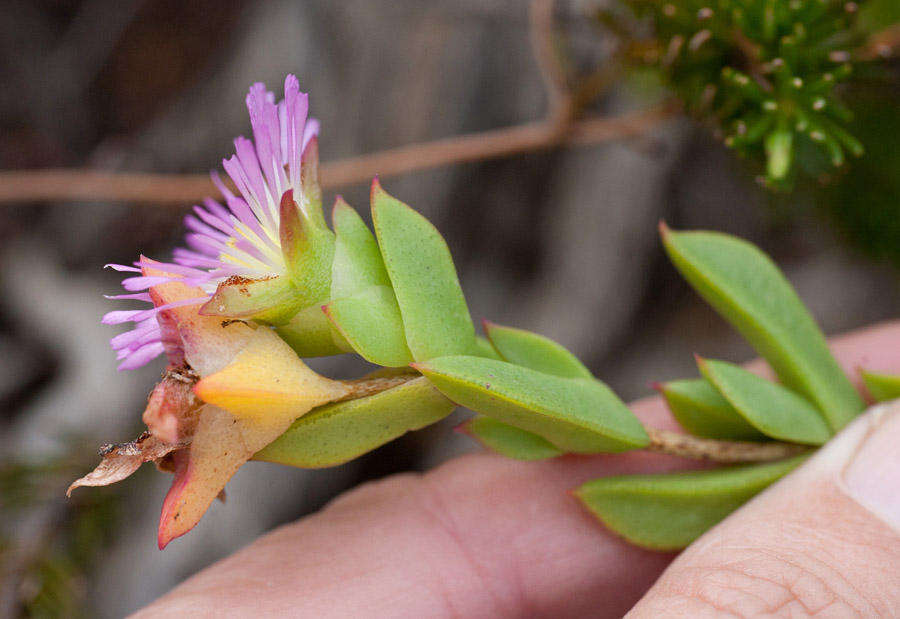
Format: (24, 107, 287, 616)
(630, 401, 900, 617)
(133, 452, 680, 617)
(136, 321, 900, 618)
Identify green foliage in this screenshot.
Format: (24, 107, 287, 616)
(661, 225, 863, 430)
(578, 224, 863, 548)
(473, 335, 503, 360)
(371, 180, 477, 361)
(107, 171, 870, 553)
(860, 369, 900, 402)
(416, 355, 649, 454)
(575, 455, 807, 549)
(325, 286, 413, 367)
(255, 377, 454, 467)
(201, 275, 308, 324)
(484, 321, 593, 379)
(461, 416, 564, 461)
(658, 378, 766, 440)
(603, 0, 873, 186)
(279, 189, 336, 307)
(225, 185, 857, 551)
(330, 197, 392, 297)
(698, 357, 832, 444)
(468, 322, 597, 457)
(276, 303, 350, 357)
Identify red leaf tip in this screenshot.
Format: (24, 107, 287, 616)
(658, 220, 671, 238)
(453, 420, 474, 436)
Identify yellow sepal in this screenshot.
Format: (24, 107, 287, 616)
(194, 328, 349, 422)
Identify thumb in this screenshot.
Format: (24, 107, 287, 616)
(630, 401, 900, 617)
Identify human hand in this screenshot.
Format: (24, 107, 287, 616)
(135, 322, 900, 618)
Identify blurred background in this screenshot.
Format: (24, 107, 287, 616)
(1, 1, 898, 616)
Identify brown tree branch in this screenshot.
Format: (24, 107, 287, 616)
(0, 1, 678, 207)
(0, 106, 674, 205)
(529, 0, 571, 121)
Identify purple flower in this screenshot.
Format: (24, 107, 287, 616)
(104, 75, 319, 370)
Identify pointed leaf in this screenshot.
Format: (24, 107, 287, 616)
(484, 321, 592, 378)
(158, 403, 296, 548)
(371, 180, 475, 360)
(698, 358, 831, 445)
(661, 226, 863, 431)
(331, 197, 391, 298)
(461, 415, 563, 460)
(194, 328, 349, 422)
(473, 335, 502, 360)
(575, 455, 807, 550)
(279, 189, 335, 305)
(415, 355, 648, 454)
(199, 274, 305, 325)
(255, 377, 454, 468)
(275, 304, 351, 357)
(659, 378, 766, 441)
(860, 370, 900, 402)
(324, 285, 413, 367)
(475, 322, 590, 453)
(764, 126, 793, 181)
(298, 136, 325, 228)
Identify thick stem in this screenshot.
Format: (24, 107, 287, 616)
(645, 427, 810, 463)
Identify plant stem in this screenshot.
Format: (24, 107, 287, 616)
(338, 373, 419, 401)
(645, 427, 810, 463)
(0, 107, 673, 205)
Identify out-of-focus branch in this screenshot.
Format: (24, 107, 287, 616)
(529, 0, 571, 120)
(0, 0, 675, 207)
(0, 106, 674, 205)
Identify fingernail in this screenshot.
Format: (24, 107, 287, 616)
(840, 402, 900, 533)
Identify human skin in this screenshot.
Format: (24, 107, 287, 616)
(136, 321, 900, 618)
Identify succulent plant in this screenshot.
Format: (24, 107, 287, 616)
(599, 0, 871, 187)
(75, 75, 869, 552)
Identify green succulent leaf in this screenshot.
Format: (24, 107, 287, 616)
(415, 355, 649, 454)
(484, 321, 592, 379)
(298, 136, 326, 229)
(331, 197, 391, 298)
(276, 304, 350, 357)
(255, 377, 454, 468)
(575, 455, 807, 550)
(860, 370, 900, 403)
(199, 275, 306, 325)
(472, 322, 592, 451)
(698, 358, 831, 445)
(765, 126, 793, 182)
(659, 378, 766, 441)
(473, 336, 503, 360)
(324, 285, 413, 367)
(461, 415, 564, 460)
(371, 180, 476, 360)
(661, 226, 863, 431)
(279, 189, 335, 305)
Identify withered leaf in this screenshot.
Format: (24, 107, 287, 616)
(67, 432, 186, 497)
